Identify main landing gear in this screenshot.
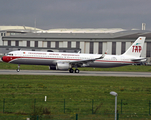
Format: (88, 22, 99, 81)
(16, 65, 20, 72)
(69, 68, 80, 73)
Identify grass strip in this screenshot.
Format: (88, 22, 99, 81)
(0, 75, 151, 117)
(1, 62, 151, 72)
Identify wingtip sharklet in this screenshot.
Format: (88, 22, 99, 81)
(96, 51, 106, 59)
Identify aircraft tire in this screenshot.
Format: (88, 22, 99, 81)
(75, 69, 79, 73)
(69, 69, 74, 73)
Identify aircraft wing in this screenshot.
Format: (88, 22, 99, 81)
(69, 53, 105, 66)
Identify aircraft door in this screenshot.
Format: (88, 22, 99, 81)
(121, 56, 125, 64)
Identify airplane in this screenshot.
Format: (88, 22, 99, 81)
(1, 37, 146, 73)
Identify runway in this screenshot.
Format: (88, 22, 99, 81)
(0, 69, 151, 77)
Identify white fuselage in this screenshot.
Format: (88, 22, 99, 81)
(2, 51, 138, 68)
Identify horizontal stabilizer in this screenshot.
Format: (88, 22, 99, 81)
(131, 58, 146, 62)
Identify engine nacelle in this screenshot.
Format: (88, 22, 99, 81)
(56, 62, 71, 70)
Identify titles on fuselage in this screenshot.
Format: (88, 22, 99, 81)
(26, 52, 80, 57)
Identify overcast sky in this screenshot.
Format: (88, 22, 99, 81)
(0, 0, 151, 30)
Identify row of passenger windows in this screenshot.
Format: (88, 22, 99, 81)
(22, 55, 112, 61)
(22, 55, 96, 59)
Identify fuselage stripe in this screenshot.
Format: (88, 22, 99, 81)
(6, 56, 135, 64)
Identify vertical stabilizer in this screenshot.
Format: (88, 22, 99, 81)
(123, 37, 146, 57)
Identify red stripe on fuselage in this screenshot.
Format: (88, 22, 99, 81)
(2, 56, 72, 63)
(2, 56, 135, 64)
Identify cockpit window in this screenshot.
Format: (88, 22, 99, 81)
(7, 53, 13, 56)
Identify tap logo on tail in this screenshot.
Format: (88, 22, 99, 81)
(132, 43, 142, 53)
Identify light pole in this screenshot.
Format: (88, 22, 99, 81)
(110, 91, 118, 120)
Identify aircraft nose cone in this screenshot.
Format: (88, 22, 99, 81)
(1, 56, 9, 62)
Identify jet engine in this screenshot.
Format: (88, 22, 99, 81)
(56, 62, 71, 70)
(49, 62, 71, 70)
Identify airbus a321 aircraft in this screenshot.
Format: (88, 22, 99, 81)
(1, 37, 146, 73)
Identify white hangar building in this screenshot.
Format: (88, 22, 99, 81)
(0, 26, 151, 59)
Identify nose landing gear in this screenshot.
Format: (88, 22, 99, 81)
(16, 65, 20, 72)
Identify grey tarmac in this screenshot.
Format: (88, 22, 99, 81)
(0, 69, 151, 77)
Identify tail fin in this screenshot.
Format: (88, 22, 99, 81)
(123, 37, 146, 57)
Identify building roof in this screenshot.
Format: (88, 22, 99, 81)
(0, 26, 42, 31)
(3, 30, 151, 40)
(45, 28, 126, 33)
(0, 26, 126, 33)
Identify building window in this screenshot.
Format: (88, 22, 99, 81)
(8, 41, 11, 46)
(98, 42, 102, 54)
(76, 41, 80, 48)
(27, 41, 30, 47)
(112, 42, 116, 55)
(15, 41, 19, 46)
(147, 42, 151, 57)
(55, 41, 59, 48)
(0, 33, 5, 36)
(89, 42, 93, 54)
(121, 42, 126, 54)
(68, 41, 71, 48)
(35, 41, 38, 47)
(47, 41, 51, 48)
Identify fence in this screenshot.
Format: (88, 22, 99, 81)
(0, 114, 151, 120)
(0, 98, 151, 119)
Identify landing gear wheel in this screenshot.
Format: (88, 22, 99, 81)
(16, 65, 20, 72)
(69, 68, 74, 73)
(75, 69, 79, 73)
